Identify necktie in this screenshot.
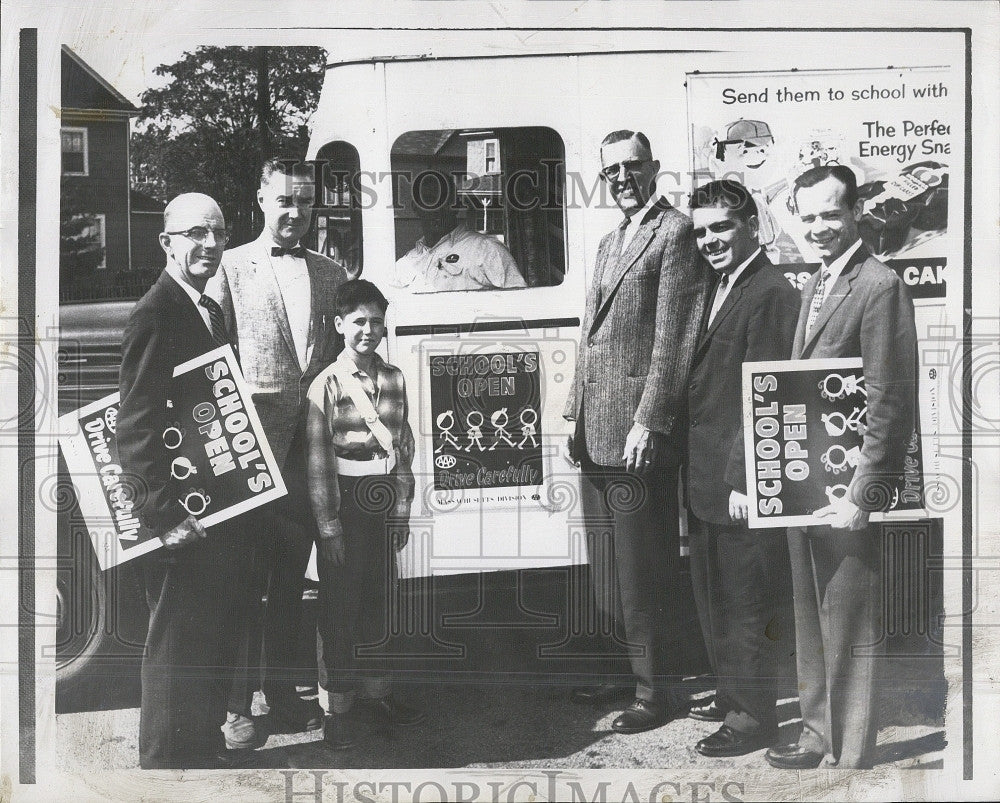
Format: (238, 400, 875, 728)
(706, 271, 730, 327)
(199, 295, 229, 346)
(616, 217, 631, 255)
(271, 245, 307, 258)
(805, 268, 832, 338)
(596, 219, 631, 308)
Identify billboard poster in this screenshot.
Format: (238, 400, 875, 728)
(428, 350, 544, 495)
(57, 345, 286, 569)
(687, 67, 952, 300)
(742, 357, 925, 529)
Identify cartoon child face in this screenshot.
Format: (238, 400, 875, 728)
(736, 140, 770, 170)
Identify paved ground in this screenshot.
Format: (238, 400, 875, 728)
(54, 575, 948, 799)
(57, 678, 944, 773)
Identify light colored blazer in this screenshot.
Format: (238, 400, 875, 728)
(208, 239, 348, 469)
(564, 198, 708, 467)
(792, 247, 917, 510)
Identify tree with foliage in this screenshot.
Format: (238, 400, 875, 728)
(131, 46, 326, 245)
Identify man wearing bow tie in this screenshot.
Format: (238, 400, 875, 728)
(563, 130, 708, 733)
(685, 180, 799, 758)
(209, 158, 349, 747)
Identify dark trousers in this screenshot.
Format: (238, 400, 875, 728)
(788, 523, 883, 768)
(139, 527, 254, 769)
(228, 427, 317, 716)
(580, 457, 682, 703)
(316, 474, 396, 694)
(688, 512, 789, 734)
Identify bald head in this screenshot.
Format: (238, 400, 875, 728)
(163, 192, 224, 231)
(160, 192, 227, 291)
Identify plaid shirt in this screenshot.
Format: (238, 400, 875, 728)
(305, 350, 415, 532)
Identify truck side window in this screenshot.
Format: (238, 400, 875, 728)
(390, 127, 565, 292)
(312, 141, 363, 278)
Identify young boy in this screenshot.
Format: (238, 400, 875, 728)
(305, 279, 423, 750)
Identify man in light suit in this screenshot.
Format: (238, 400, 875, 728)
(765, 164, 917, 770)
(118, 193, 254, 768)
(209, 158, 349, 745)
(685, 180, 799, 757)
(563, 130, 708, 733)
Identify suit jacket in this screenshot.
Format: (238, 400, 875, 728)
(688, 251, 800, 524)
(792, 247, 917, 511)
(564, 198, 708, 466)
(209, 240, 348, 469)
(117, 270, 221, 536)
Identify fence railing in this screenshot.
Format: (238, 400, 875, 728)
(59, 270, 158, 304)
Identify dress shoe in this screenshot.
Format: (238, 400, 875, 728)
(570, 683, 632, 705)
(268, 696, 324, 732)
(765, 743, 825, 769)
(688, 698, 727, 722)
(695, 725, 778, 757)
(221, 712, 260, 750)
(371, 694, 426, 727)
(323, 713, 356, 751)
(611, 699, 675, 734)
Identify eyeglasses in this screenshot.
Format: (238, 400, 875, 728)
(600, 159, 649, 182)
(165, 226, 232, 244)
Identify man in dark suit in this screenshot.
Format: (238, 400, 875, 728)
(209, 158, 349, 744)
(563, 130, 708, 733)
(117, 193, 254, 769)
(765, 164, 917, 770)
(685, 180, 799, 757)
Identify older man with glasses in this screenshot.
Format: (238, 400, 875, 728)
(117, 193, 255, 768)
(563, 130, 709, 733)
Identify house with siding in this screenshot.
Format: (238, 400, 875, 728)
(60, 46, 140, 300)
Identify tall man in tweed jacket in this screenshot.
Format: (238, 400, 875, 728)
(563, 130, 709, 734)
(209, 158, 349, 744)
(765, 164, 917, 771)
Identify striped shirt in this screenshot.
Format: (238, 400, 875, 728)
(305, 350, 415, 529)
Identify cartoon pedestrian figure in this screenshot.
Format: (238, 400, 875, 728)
(465, 410, 486, 452)
(435, 410, 463, 452)
(518, 407, 539, 448)
(488, 407, 517, 450)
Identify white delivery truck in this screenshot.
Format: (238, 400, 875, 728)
(57, 32, 959, 699)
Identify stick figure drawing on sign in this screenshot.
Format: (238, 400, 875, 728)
(518, 407, 539, 448)
(466, 410, 486, 452)
(488, 407, 517, 450)
(435, 410, 462, 452)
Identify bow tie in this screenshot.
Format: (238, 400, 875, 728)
(271, 245, 306, 258)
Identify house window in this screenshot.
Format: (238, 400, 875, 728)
(61, 127, 89, 175)
(81, 213, 106, 269)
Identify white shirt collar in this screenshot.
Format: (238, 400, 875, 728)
(336, 348, 383, 377)
(164, 262, 204, 307)
(255, 232, 305, 256)
(625, 193, 660, 227)
(721, 246, 761, 286)
(619, 194, 661, 251)
(822, 239, 864, 284)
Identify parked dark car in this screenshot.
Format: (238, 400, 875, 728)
(56, 300, 147, 710)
